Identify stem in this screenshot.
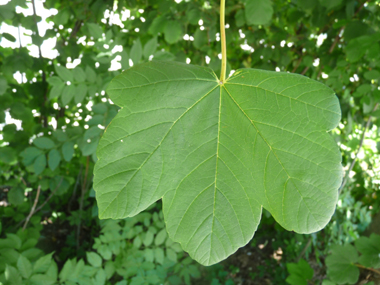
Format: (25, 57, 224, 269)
(23, 185, 41, 230)
(219, 0, 227, 83)
(354, 263, 380, 275)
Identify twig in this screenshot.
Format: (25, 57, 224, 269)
(18, 25, 22, 48)
(34, 177, 63, 213)
(76, 156, 90, 250)
(14, 178, 63, 230)
(20, 177, 27, 186)
(354, 263, 380, 275)
(328, 26, 344, 54)
(301, 66, 309, 75)
(339, 103, 379, 194)
(23, 185, 41, 230)
(291, 57, 303, 73)
(296, 238, 312, 262)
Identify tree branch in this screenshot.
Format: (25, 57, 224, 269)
(354, 263, 380, 275)
(23, 185, 41, 230)
(34, 177, 63, 213)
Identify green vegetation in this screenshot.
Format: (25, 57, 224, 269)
(1, 0, 380, 284)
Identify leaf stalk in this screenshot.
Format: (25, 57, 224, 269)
(220, 0, 227, 83)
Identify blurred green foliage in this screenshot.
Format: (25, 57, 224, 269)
(0, 0, 380, 284)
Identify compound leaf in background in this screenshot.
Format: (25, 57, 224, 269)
(55, 64, 73, 82)
(326, 244, 359, 284)
(34, 154, 46, 175)
(17, 255, 32, 279)
(62, 141, 75, 162)
(245, 0, 273, 26)
(85, 66, 97, 83)
(61, 85, 76, 106)
(143, 37, 157, 59)
(164, 21, 182, 44)
(286, 259, 314, 285)
(94, 61, 342, 265)
(354, 233, 380, 268)
(73, 67, 87, 83)
(33, 137, 55, 149)
(87, 23, 103, 39)
(86, 252, 102, 268)
(130, 39, 142, 65)
(48, 149, 61, 171)
(75, 83, 88, 104)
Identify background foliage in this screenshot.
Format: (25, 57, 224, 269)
(0, 0, 379, 284)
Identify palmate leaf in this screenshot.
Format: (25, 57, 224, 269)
(94, 61, 342, 265)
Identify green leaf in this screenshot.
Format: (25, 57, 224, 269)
(75, 83, 88, 104)
(33, 137, 55, 149)
(62, 141, 75, 162)
(93, 61, 342, 266)
(1, 32, 17, 42)
(6, 233, 22, 250)
(326, 244, 359, 284)
(94, 268, 106, 285)
(49, 82, 65, 100)
(319, 0, 342, 11)
(55, 64, 73, 82)
(53, 130, 68, 142)
(154, 248, 164, 264)
(5, 264, 22, 284)
(286, 259, 313, 285)
(245, 0, 273, 26)
(153, 51, 175, 61)
(148, 16, 167, 35)
(81, 138, 99, 156)
(17, 255, 32, 279)
(0, 147, 17, 164)
(61, 85, 76, 106)
(86, 66, 97, 83)
(143, 231, 154, 247)
(143, 37, 157, 59)
(166, 248, 177, 262)
(130, 39, 142, 65)
(86, 252, 102, 268)
(164, 21, 182, 44)
(193, 29, 208, 49)
(48, 149, 61, 171)
(87, 23, 103, 39)
(33, 252, 54, 274)
(354, 234, 380, 268)
(0, 75, 8, 95)
(364, 70, 380, 81)
(59, 259, 73, 281)
(34, 154, 46, 175)
(8, 186, 25, 205)
(92, 103, 107, 114)
(235, 9, 246, 27)
(47, 76, 63, 87)
(155, 229, 167, 246)
(73, 67, 87, 82)
(84, 127, 102, 140)
(30, 274, 56, 285)
(133, 235, 142, 248)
